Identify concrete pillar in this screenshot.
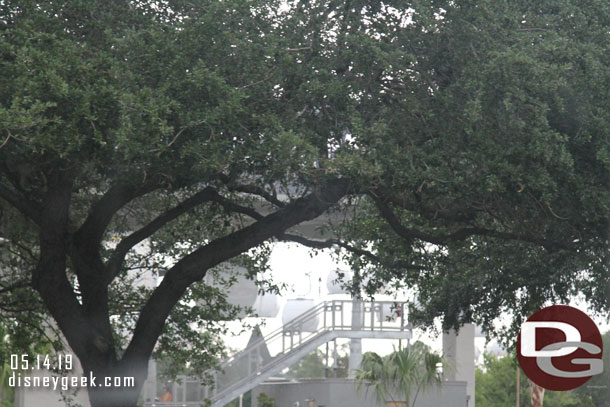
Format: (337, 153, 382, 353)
(142, 358, 157, 402)
(348, 300, 363, 378)
(443, 323, 475, 407)
(348, 338, 362, 379)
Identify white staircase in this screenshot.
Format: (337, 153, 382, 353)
(144, 300, 411, 407)
(207, 300, 411, 407)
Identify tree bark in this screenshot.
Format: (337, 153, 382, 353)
(29, 176, 349, 407)
(529, 379, 544, 407)
(84, 357, 149, 407)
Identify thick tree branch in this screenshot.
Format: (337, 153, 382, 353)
(32, 170, 110, 366)
(71, 179, 165, 328)
(69, 181, 161, 344)
(218, 173, 286, 208)
(277, 233, 382, 263)
(0, 183, 42, 225)
(369, 187, 479, 224)
(122, 178, 349, 362)
(372, 196, 572, 251)
(106, 187, 217, 279)
(74, 181, 160, 248)
(106, 187, 265, 279)
(277, 233, 424, 272)
(230, 184, 286, 208)
(212, 193, 265, 220)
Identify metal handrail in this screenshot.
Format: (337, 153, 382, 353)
(208, 300, 407, 401)
(221, 301, 328, 366)
(208, 302, 327, 399)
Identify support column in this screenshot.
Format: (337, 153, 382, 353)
(443, 323, 475, 407)
(142, 358, 157, 403)
(348, 300, 363, 378)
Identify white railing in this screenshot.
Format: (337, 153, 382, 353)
(144, 300, 408, 407)
(207, 300, 407, 402)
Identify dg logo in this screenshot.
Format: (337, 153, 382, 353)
(517, 305, 603, 391)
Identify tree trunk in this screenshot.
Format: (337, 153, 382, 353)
(529, 379, 544, 407)
(29, 177, 349, 407)
(85, 358, 149, 407)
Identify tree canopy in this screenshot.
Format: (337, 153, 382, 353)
(1, 0, 609, 406)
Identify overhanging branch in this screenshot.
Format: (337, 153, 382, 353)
(106, 187, 265, 279)
(74, 181, 160, 248)
(106, 187, 217, 278)
(0, 183, 42, 225)
(277, 233, 382, 263)
(123, 178, 349, 362)
(372, 196, 572, 251)
(218, 173, 286, 208)
(277, 233, 425, 272)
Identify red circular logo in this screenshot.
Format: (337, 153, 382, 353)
(517, 305, 603, 391)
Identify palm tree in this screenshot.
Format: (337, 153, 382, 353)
(355, 343, 445, 407)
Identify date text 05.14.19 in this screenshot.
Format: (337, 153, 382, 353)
(10, 354, 73, 371)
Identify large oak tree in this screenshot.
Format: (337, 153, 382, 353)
(1, 1, 609, 406)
